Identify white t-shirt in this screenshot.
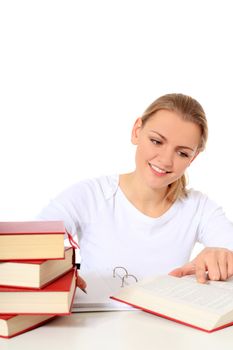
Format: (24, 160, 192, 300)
(38, 174, 233, 306)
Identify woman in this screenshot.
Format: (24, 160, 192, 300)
(38, 93, 233, 296)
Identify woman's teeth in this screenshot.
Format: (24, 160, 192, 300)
(149, 163, 167, 174)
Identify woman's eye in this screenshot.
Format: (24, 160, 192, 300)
(150, 138, 162, 145)
(178, 151, 189, 158)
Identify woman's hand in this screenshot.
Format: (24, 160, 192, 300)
(169, 247, 233, 283)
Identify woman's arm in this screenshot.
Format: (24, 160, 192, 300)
(170, 194, 233, 282)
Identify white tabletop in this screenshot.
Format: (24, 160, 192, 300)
(1, 310, 233, 350)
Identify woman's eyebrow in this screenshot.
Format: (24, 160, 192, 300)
(150, 130, 166, 140)
(150, 130, 195, 152)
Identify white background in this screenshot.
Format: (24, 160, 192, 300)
(0, 0, 233, 234)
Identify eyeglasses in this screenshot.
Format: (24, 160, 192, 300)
(113, 266, 138, 288)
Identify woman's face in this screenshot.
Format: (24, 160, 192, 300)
(131, 109, 201, 190)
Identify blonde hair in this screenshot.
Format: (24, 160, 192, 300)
(141, 93, 208, 203)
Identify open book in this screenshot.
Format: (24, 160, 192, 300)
(111, 274, 233, 332)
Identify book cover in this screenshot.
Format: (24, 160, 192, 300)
(0, 269, 77, 315)
(0, 220, 66, 234)
(0, 221, 65, 260)
(0, 314, 56, 338)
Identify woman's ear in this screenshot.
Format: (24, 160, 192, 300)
(131, 117, 143, 145)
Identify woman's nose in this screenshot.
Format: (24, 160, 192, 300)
(157, 147, 174, 169)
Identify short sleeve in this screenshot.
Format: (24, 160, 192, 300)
(36, 181, 91, 242)
(197, 196, 233, 250)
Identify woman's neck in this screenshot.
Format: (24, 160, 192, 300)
(119, 172, 172, 218)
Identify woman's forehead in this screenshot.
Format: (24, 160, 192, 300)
(143, 110, 201, 147)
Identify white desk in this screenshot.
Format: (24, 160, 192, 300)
(1, 311, 233, 350)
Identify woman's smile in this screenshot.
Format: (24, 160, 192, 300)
(148, 162, 171, 177)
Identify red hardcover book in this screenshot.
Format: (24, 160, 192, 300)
(0, 269, 76, 315)
(0, 247, 74, 289)
(0, 221, 65, 260)
(110, 275, 233, 332)
(0, 314, 56, 338)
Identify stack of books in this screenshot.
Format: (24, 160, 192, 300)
(0, 221, 76, 338)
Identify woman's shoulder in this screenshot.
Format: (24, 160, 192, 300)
(183, 188, 220, 212)
(185, 188, 207, 200)
(57, 174, 119, 201)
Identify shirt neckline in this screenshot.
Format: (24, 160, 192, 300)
(113, 175, 180, 224)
